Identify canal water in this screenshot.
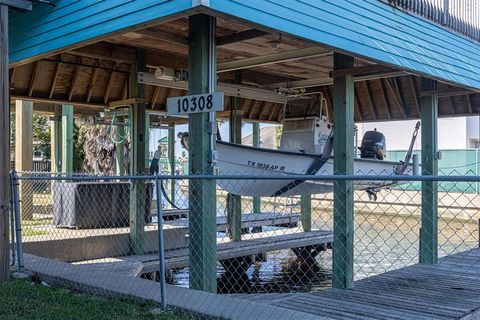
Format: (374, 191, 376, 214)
(168, 207, 479, 294)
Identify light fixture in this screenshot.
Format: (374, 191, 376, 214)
(267, 34, 282, 51)
(154, 67, 176, 81)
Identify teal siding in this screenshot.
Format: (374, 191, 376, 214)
(9, 0, 192, 64)
(209, 0, 480, 90)
(387, 149, 480, 193)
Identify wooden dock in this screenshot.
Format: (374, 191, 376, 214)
(77, 228, 333, 277)
(163, 212, 299, 231)
(235, 247, 480, 319)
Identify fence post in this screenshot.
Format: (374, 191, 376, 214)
(155, 177, 167, 309)
(168, 125, 176, 204)
(11, 171, 24, 272)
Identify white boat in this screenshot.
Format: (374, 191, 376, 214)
(216, 141, 412, 197)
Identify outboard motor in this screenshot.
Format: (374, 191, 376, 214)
(359, 129, 386, 160)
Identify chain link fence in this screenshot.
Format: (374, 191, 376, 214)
(8, 171, 480, 319)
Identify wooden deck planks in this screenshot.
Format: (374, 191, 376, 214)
(163, 212, 300, 231)
(236, 247, 480, 319)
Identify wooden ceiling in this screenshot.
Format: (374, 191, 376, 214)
(9, 16, 480, 122)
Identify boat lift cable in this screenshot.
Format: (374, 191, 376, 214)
(395, 121, 421, 175)
(159, 173, 187, 210)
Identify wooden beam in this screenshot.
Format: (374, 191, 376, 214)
(353, 84, 364, 121)
(49, 55, 63, 99)
(449, 96, 456, 115)
(12, 95, 104, 110)
(8, 66, 15, 85)
(384, 78, 407, 119)
(323, 87, 333, 122)
(135, 29, 188, 45)
(393, 78, 408, 118)
(68, 45, 135, 65)
(378, 80, 392, 119)
(109, 98, 148, 108)
(409, 76, 421, 117)
(122, 78, 129, 100)
(217, 29, 268, 46)
(151, 86, 161, 109)
(68, 57, 82, 101)
(27, 61, 39, 97)
(365, 81, 379, 120)
(330, 65, 397, 78)
(466, 94, 474, 114)
(86, 61, 100, 103)
(332, 52, 355, 290)
(218, 47, 331, 73)
(103, 62, 118, 104)
(420, 78, 438, 265)
(420, 88, 478, 97)
(0, 4, 8, 282)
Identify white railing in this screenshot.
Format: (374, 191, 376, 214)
(384, 0, 480, 42)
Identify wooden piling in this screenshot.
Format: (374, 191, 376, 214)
(332, 52, 355, 289)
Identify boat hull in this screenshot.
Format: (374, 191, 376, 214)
(216, 142, 412, 196)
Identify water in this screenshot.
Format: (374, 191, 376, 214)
(166, 208, 479, 294)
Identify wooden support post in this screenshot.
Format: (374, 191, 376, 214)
(61, 104, 73, 174)
(332, 53, 355, 289)
(300, 195, 312, 232)
(227, 83, 242, 241)
(15, 100, 33, 220)
(168, 125, 175, 203)
(420, 78, 438, 265)
(188, 14, 217, 293)
(129, 50, 147, 255)
(50, 105, 62, 173)
(252, 123, 261, 214)
(0, 4, 10, 282)
(115, 116, 125, 176)
(145, 112, 150, 171)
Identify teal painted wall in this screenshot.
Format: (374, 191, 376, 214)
(9, 0, 192, 64)
(209, 0, 480, 90)
(387, 149, 480, 193)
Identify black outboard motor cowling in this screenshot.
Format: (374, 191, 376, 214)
(359, 129, 386, 160)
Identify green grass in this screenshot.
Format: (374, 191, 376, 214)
(0, 279, 188, 320)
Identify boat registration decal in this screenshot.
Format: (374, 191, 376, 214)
(247, 161, 285, 171)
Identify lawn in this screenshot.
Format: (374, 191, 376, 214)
(0, 279, 188, 320)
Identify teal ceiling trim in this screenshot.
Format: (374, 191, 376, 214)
(209, 0, 480, 90)
(9, 0, 192, 65)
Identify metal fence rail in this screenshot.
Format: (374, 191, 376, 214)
(383, 0, 480, 42)
(9, 171, 480, 319)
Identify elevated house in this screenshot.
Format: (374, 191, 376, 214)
(1, 0, 480, 310)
